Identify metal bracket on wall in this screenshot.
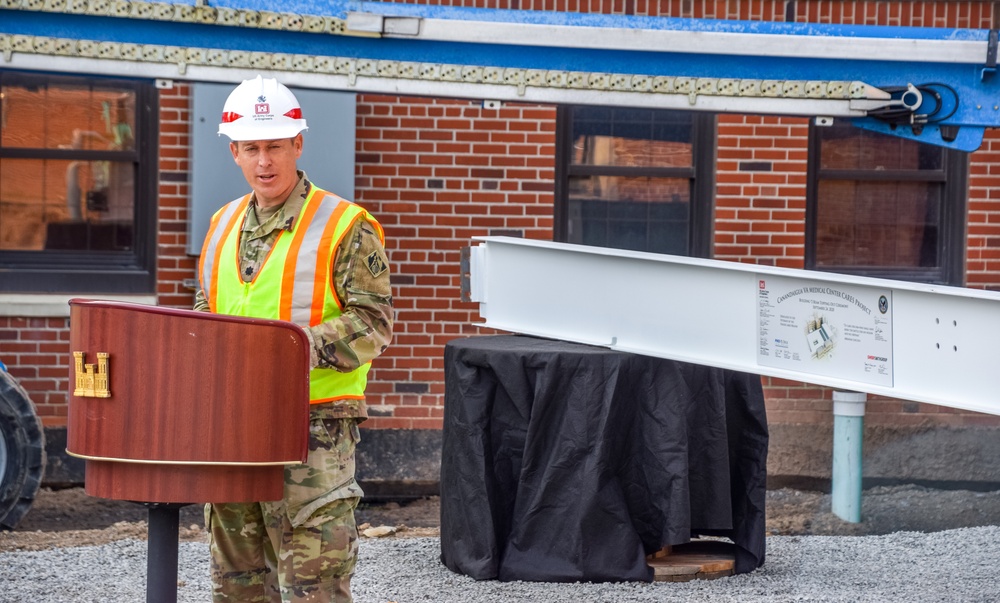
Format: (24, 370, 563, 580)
(459, 246, 472, 303)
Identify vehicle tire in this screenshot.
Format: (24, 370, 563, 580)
(0, 369, 45, 530)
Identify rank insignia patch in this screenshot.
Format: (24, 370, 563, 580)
(366, 251, 388, 277)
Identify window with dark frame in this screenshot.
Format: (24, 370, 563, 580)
(554, 106, 715, 258)
(0, 71, 158, 293)
(806, 121, 967, 285)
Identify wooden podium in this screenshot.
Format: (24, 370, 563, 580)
(66, 299, 312, 603)
(66, 299, 311, 503)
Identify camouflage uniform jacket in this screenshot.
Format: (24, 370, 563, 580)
(194, 171, 393, 421)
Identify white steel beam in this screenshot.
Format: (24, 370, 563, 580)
(468, 237, 1000, 416)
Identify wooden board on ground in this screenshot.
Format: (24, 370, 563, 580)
(647, 540, 736, 582)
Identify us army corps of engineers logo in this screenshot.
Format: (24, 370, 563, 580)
(73, 351, 111, 398)
(366, 251, 388, 277)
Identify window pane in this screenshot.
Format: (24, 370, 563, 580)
(0, 72, 154, 293)
(0, 158, 135, 251)
(571, 107, 692, 168)
(815, 180, 940, 268)
(819, 126, 942, 171)
(567, 176, 689, 254)
(1, 79, 136, 151)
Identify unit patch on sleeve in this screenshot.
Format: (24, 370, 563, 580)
(366, 250, 388, 278)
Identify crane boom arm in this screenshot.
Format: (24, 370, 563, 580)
(2, 0, 999, 149)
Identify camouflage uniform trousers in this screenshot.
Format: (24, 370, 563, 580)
(207, 414, 364, 603)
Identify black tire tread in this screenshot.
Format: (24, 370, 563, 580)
(0, 370, 46, 530)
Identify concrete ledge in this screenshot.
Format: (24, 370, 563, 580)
(42, 423, 1000, 499)
(41, 428, 85, 487)
(0, 294, 157, 318)
(42, 426, 444, 500)
(768, 474, 1000, 493)
(768, 423, 1000, 485)
(356, 428, 442, 500)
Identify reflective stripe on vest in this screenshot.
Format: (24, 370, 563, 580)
(198, 194, 250, 312)
(200, 188, 383, 404)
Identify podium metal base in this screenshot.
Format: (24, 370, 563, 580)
(144, 503, 185, 603)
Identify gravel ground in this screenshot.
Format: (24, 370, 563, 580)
(2, 485, 1000, 602)
(1, 528, 998, 602)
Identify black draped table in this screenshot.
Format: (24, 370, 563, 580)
(439, 335, 768, 583)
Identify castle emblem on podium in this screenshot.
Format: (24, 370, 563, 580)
(73, 351, 111, 398)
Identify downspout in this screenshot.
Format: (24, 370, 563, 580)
(831, 390, 867, 522)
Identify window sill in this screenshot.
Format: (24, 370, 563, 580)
(0, 294, 157, 318)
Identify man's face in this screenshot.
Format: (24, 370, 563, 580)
(230, 134, 303, 208)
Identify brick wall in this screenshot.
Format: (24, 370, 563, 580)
(714, 115, 809, 269)
(7, 0, 1000, 432)
(397, 0, 992, 24)
(354, 96, 556, 428)
(157, 83, 199, 309)
(0, 317, 67, 424)
(967, 128, 1000, 290)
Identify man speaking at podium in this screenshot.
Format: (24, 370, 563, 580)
(194, 75, 393, 603)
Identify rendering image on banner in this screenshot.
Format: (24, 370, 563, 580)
(805, 314, 835, 359)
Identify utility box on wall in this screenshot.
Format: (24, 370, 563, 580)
(187, 83, 357, 255)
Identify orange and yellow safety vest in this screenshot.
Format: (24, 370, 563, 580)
(198, 187, 385, 404)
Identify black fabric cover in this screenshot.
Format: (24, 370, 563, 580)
(439, 335, 768, 583)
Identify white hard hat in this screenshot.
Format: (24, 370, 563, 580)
(218, 75, 308, 141)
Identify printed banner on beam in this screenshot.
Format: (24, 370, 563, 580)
(756, 274, 893, 387)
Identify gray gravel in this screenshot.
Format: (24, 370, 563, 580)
(2, 527, 999, 602)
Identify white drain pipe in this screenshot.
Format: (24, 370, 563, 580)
(831, 391, 867, 522)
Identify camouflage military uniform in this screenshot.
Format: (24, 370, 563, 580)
(195, 172, 393, 603)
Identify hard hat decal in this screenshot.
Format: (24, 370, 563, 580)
(221, 111, 242, 123)
(254, 94, 272, 120)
